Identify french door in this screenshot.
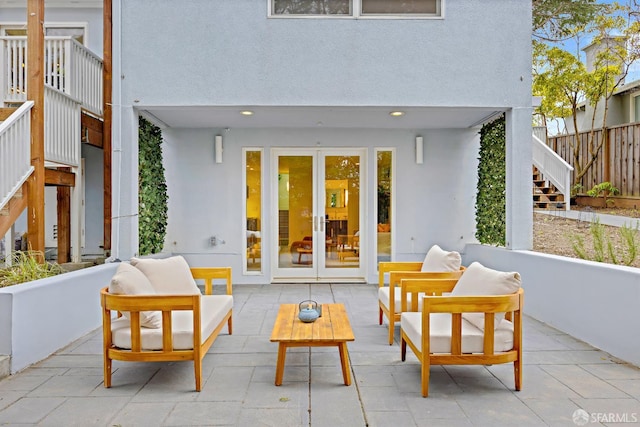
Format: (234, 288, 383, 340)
(272, 148, 365, 281)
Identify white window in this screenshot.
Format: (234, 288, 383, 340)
(270, 0, 442, 18)
(634, 94, 640, 123)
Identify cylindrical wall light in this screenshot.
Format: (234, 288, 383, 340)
(415, 136, 423, 164)
(215, 135, 223, 163)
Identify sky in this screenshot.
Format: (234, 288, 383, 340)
(552, 0, 640, 83)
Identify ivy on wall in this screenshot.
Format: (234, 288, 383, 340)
(138, 117, 168, 255)
(475, 115, 506, 246)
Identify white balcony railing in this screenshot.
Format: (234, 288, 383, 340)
(45, 86, 81, 167)
(532, 133, 574, 210)
(1, 36, 103, 117)
(0, 101, 34, 211)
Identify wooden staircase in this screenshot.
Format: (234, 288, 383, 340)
(533, 166, 566, 210)
(0, 184, 28, 238)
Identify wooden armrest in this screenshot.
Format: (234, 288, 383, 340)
(423, 290, 522, 315)
(101, 288, 200, 312)
(399, 278, 459, 312)
(190, 267, 232, 295)
(378, 262, 422, 287)
(391, 270, 464, 287)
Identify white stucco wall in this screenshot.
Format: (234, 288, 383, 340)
(0, 263, 118, 374)
(117, 0, 531, 109)
(161, 127, 480, 284)
(464, 244, 640, 368)
(110, 0, 533, 263)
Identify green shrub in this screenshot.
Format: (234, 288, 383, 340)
(0, 251, 63, 288)
(587, 182, 619, 207)
(475, 115, 506, 246)
(569, 219, 639, 266)
(138, 117, 168, 256)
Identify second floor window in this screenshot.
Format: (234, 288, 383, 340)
(271, 0, 442, 17)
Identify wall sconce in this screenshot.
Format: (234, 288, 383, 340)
(415, 136, 423, 164)
(215, 135, 223, 164)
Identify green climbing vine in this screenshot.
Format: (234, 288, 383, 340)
(138, 116, 168, 255)
(475, 115, 506, 246)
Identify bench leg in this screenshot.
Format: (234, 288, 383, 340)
(195, 358, 202, 392)
(103, 354, 112, 388)
(338, 342, 351, 386)
(388, 319, 395, 345)
(275, 343, 287, 386)
(421, 357, 430, 397)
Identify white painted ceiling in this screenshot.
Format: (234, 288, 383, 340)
(140, 106, 503, 130)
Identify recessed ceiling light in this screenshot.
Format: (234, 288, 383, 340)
(389, 111, 405, 117)
(240, 110, 254, 116)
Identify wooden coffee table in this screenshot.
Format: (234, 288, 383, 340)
(270, 303, 355, 386)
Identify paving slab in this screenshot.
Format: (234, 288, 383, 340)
(0, 283, 637, 426)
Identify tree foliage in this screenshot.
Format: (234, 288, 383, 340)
(533, 0, 604, 41)
(138, 117, 168, 256)
(533, 1, 640, 185)
(475, 115, 506, 246)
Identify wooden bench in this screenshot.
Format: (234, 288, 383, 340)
(101, 264, 232, 391)
(378, 261, 465, 345)
(399, 262, 523, 397)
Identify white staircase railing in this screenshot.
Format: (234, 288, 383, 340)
(1, 36, 103, 117)
(532, 133, 574, 211)
(45, 86, 81, 167)
(0, 101, 34, 211)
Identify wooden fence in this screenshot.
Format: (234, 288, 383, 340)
(547, 123, 640, 198)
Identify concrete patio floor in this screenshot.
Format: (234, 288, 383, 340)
(0, 283, 639, 426)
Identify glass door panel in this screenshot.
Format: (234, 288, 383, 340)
(272, 149, 364, 281)
(277, 155, 314, 270)
(322, 155, 360, 272)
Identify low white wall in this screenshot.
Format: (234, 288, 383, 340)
(0, 263, 119, 374)
(464, 244, 640, 367)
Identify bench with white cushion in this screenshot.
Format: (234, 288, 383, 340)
(101, 256, 233, 391)
(378, 244, 465, 345)
(400, 261, 523, 397)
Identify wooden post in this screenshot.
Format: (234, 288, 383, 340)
(57, 183, 71, 263)
(602, 127, 610, 184)
(103, 0, 113, 255)
(26, 0, 45, 257)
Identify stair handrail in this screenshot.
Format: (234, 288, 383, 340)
(0, 101, 34, 211)
(532, 133, 574, 211)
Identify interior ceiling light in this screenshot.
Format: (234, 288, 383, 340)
(389, 111, 405, 117)
(240, 110, 254, 116)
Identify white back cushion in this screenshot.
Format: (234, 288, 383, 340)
(130, 255, 201, 295)
(450, 261, 521, 330)
(421, 244, 462, 272)
(108, 263, 162, 328)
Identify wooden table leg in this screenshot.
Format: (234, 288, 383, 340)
(275, 343, 287, 386)
(338, 342, 351, 386)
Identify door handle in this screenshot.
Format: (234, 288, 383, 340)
(319, 216, 325, 232)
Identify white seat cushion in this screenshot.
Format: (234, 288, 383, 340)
(450, 261, 521, 330)
(378, 287, 422, 313)
(401, 312, 514, 354)
(111, 295, 233, 350)
(421, 245, 462, 272)
(108, 263, 162, 329)
(130, 255, 201, 295)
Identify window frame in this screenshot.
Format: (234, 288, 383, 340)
(268, 0, 444, 19)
